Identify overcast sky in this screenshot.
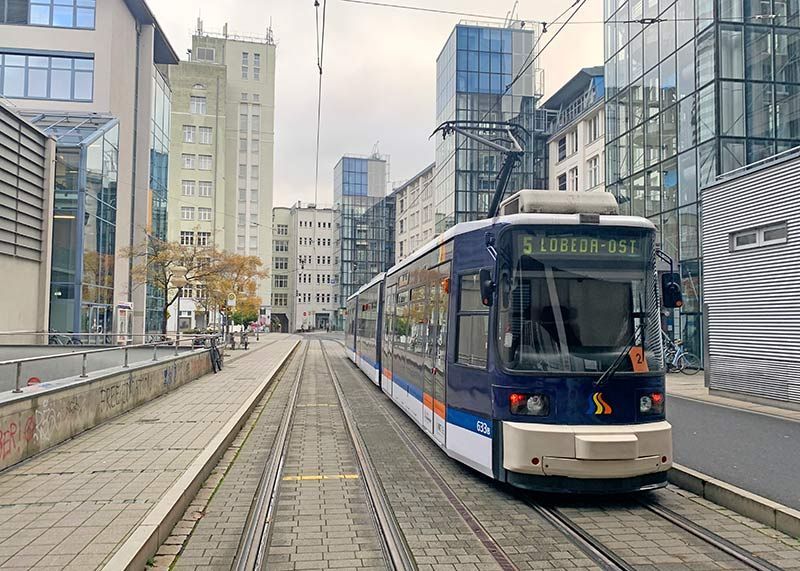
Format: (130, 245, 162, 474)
(149, 0, 603, 207)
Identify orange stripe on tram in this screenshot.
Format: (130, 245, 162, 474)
(382, 368, 393, 380)
(423, 393, 434, 410)
(433, 399, 446, 419)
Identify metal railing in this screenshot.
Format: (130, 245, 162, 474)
(0, 330, 224, 346)
(0, 334, 222, 394)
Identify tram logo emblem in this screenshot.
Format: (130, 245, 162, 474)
(589, 392, 613, 415)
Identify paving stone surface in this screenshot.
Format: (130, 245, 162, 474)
(0, 335, 298, 570)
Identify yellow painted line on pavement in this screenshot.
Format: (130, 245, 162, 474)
(282, 474, 359, 481)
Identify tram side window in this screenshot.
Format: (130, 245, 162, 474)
(456, 273, 489, 368)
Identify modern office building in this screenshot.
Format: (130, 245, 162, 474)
(394, 162, 436, 263)
(167, 20, 277, 328)
(0, 103, 56, 344)
(542, 67, 606, 192)
(434, 22, 550, 234)
(334, 154, 395, 317)
(0, 0, 179, 340)
(604, 0, 800, 356)
(271, 207, 291, 332)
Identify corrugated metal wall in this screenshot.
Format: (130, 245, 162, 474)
(702, 154, 800, 403)
(0, 106, 47, 262)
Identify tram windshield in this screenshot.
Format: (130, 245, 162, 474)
(497, 226, 664, 374)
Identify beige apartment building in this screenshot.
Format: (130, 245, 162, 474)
(0, 0, 179, 339)
(394, 163, 436, 264)
(271, 204, 337, 332)
(542, 67, 606, 193)
(167, 20, 276, 330)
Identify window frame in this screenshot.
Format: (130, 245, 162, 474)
(455, 270, 491, 370)
(0, 51, 94, 102)
(731, 221, 789, 251)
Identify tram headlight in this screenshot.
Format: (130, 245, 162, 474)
(639, 392, 665, 415)
(510, 393, 550, 416)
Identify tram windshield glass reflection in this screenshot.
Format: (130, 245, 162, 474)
(498, 227, 663, 373)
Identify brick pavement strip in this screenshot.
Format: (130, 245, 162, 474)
(0, 335, 299, 571)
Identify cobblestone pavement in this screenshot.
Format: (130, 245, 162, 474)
(265, 342, 386, 570)
(0, 335, 298, 570)
(325, 340, 800, 571)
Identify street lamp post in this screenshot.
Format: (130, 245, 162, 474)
(171, 266, 188, 346)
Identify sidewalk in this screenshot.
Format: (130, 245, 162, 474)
(0, 334, 299, 570)
(667, 373, 800, 422)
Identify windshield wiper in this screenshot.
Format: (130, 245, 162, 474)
(595, 323, 643, 388)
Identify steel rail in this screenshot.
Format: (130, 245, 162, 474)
(639, 499, 785, 571)
(519, 498, 636, 571)
(327, 341, 518, 571)
(320, 340, 417, 571)
(231, 341, 309, 571)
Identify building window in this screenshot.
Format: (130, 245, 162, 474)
(197, 231, 211, 246)
(182, 180, 196, 196)
(273, 293, 288, 307)
(182, 154, 195, 169)
(198, 155, 212, 170)
(568, 130, 578, 155)
(557, 137, 567, 161)
(587, 155, 600, 188)
(588, 114, 602, 142)
(274, 240, 288, 252)
(199, 126, 212, 144)
(731, 222, 789, 251)
(569, 167, 579, 191)
(190, 96, 206, 114)
(180, 231, 194, 246)
(277, 224, 288, 236)
(0, 52, 93, 101)
(195, 47, 215, 62)
(21, 0, 96, 28)
(198, 208, 212, 221)
(181, 207, 195, 221)
(198, 181, 212, 197)
(183, 125, 195, 143)
(275, 257, 288, 270)
(273, 275, 288, 288)
(241, 53, 248, 80)
(456, 273, 489, 368)
(557, 173, 567, 191)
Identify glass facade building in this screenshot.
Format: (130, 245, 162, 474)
(434, 23, 549, 233)
(604, 0, 800, 357)
(30, 114, 119, 340)
(145, 66, 171, 333)
(334, 156, 395, 313)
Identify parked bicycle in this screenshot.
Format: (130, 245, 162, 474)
(663, 333, 702, 375)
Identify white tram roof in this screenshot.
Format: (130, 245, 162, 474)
(347, 190, 655, 302)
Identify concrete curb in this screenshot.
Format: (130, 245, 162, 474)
(101, 338, 301, 571)
(670, 464, 800, 538)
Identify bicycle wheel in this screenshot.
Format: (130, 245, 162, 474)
(678, 352, 702, 375)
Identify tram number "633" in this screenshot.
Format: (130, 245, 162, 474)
(476, 421, 491, 436)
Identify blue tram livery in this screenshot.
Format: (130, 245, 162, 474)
(345, 190, 673, 493)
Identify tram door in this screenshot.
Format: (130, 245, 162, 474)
(422, 281, 435, 435)
(382, 285, 396, 398)
(432, 263, 450, 446)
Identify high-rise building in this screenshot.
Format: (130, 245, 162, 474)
(394, 163, 436, 263)
(333, 154, 395, 322)
(434, 22, 548, 234)
(604, 0, 800, 356)
(542, 67, 606, 192)
(166, 20, 276, 331)
(0, 0, 179, 339)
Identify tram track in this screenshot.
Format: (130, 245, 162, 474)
(325, 338, 797, 571)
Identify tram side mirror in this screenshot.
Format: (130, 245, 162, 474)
(479, 269, 495, 307)
(661, 272, 684, 308)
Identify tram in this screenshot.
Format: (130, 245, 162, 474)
(345, 190, 675, 493)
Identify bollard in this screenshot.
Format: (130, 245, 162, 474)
(123, 347, 129, 368)
(13, 362, 22, 393)
(174, 339, 179, 356)
(80, 354, 88, 378)
(153, 344, 158, 361)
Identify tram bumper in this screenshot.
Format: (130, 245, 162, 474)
(502, 420, 672, 480)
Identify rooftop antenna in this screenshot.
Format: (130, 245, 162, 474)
(507, 1, 519, 27)
(371, 141, 381, 159)
(196, 17, 203, 35)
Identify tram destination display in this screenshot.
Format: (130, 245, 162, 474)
(518, 230, 647, 260)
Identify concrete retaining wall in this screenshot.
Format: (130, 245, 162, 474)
(0, 349, 214, 471)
